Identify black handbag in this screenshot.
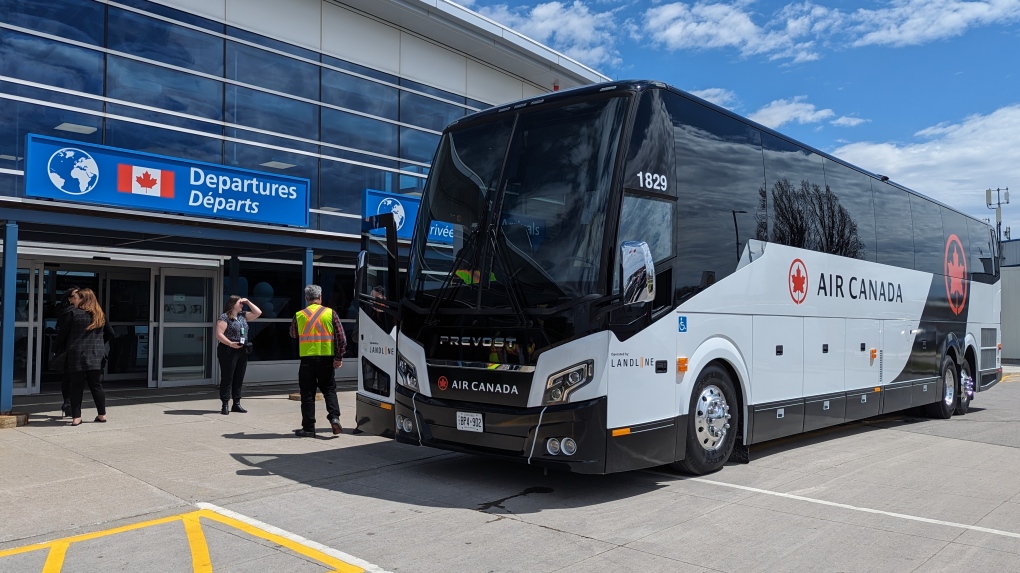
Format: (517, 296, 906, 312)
(50, 351, 67, 371)
(244, 342, 253, 355)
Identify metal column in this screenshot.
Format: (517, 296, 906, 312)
(1, 222, 18, 413)
(302, 248, 314, 288)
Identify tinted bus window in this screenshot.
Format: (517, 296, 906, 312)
(938, 206, 971, 277)
(623, 89, 675, 196)
(909, 194, 945, 275)
(873, 182, 914, 269)
(967, 218, 997, 283)
(761, 134, 827, 250)
(667, 93, 765, 302)
(821, 160, 875, 261)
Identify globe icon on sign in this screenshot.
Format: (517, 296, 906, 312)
(377, 197, 406, 230)
(47, 148, 99, 195)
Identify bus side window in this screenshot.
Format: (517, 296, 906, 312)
(874, 182, 914, 269)
(666, 92, 764, 303)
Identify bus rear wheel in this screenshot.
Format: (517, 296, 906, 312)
(955, 360, 973, 415)
(673, 365, 738, 475)
(925, 355, 957, 419)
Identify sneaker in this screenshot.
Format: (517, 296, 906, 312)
(294, 429, 316, 438)
(329, 417, 343, 435)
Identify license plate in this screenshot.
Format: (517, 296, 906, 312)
(456, 412, 483, 433)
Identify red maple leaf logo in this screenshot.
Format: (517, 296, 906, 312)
(791, 268, 806, 293)
(438, 376, 448, 391)
(135, 171, 158, 189)
(789, 259, 808, 304)
(947, 246, 965, 297)
(944, 234, 968, 316)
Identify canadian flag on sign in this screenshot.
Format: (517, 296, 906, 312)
(117, 164, 174, 198)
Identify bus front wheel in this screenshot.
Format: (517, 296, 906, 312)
(673, 365, 738, 475)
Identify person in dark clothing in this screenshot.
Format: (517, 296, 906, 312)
(54, 286, 81, 417)
(215, 295, 263, 415)
(290, 284, 346, 437)
(53, 288, 113, 426)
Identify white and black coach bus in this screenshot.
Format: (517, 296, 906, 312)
(354, 80, 1002, 475)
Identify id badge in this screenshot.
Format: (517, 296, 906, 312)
(239, 336, 246, 344)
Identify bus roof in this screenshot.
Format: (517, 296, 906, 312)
(453, 79, 991, 230)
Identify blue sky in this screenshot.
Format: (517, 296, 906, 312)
(457, 0, 1020, 237)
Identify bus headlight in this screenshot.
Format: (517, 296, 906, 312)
(544, 360, 594, 404)
(396, 353, 419, 390)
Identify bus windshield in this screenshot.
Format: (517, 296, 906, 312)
(406, 94, 629, 310)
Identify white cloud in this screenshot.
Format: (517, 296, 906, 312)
(850, 0, 1020, 47)
(833, 104, 1020, 230)
(636, 0, 1020, 61)
(478, 1, 621, 68)
(640, 2, 823, 63)
(748, 96, 834, 128)
(831, 116, 869, 127)
(688, 87, 739, 108)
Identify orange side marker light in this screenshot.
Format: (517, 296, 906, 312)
(677, 357, 688, 372)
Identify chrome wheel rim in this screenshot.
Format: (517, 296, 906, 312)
(943, 367, 956, 407)
(694, 384, 731, 452)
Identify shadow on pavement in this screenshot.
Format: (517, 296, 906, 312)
(226, 440, 671, 515)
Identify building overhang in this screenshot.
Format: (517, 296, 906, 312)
(328, 0, 611, 91)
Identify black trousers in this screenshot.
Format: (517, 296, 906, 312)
(61, 376, 70, 408)
(217, 344, 248, 403)
(68, 370, 106, 418)
(298, 356, 341, 431)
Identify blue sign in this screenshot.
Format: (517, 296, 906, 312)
(364, 189, 454, 244)
(678, 316, 687, 333)
(25, 134, 309, 227)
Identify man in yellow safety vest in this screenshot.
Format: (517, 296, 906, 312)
(289, 284, 347, 437)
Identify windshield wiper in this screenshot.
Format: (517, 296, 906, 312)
(488, 225, 530, 328)
(422, 223, 482, 327)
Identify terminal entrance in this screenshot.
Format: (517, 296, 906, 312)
(9, 256, 219, 395)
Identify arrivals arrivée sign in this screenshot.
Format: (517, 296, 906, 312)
(24, 134, 310, 227)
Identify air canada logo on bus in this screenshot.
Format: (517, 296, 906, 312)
(446, 379, 519, 395)
(815, 272, 903, 302)
(789, 259, 808, 304)
(945, 234, 968, 315)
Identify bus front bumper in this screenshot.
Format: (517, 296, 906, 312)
(394, 386, 608, 474)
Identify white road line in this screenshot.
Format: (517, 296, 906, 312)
(683, 477, 1020, 539)
(197, 503, 392, 573)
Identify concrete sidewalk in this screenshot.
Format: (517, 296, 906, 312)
(1, 381, 440, 550)
(3, 368, 1017, 572)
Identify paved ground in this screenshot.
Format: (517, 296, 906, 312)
(2, 371, 1020, 573)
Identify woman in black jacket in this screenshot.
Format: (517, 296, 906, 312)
(53, 288, 114, 426)
(54, 287, 80, 417)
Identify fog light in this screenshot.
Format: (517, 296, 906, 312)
(546, 438, 561, 455)
(560, 437, 577, 456)
(402, 416, 414, 433)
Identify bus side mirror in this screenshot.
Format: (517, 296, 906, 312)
(620, 241, 655, 305)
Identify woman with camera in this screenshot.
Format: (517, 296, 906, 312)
(215, 295, 262, 415)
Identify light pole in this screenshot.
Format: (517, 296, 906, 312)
(986, 187, 1009, 242)
(732, 210, 747, 262)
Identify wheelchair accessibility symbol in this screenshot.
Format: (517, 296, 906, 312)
(678, 316, 687, 333)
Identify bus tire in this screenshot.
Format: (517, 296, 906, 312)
(673, 365, 738, 475)
(925, 355, 957, 419)
(955, 360, 972, 416)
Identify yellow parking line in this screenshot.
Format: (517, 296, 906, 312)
(196, 509, 363, 573)
(0, 508, 368, 573)
(0, 514, 184, 559)
(182, 513, 213, 573)
(41, 542, 68, 573)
